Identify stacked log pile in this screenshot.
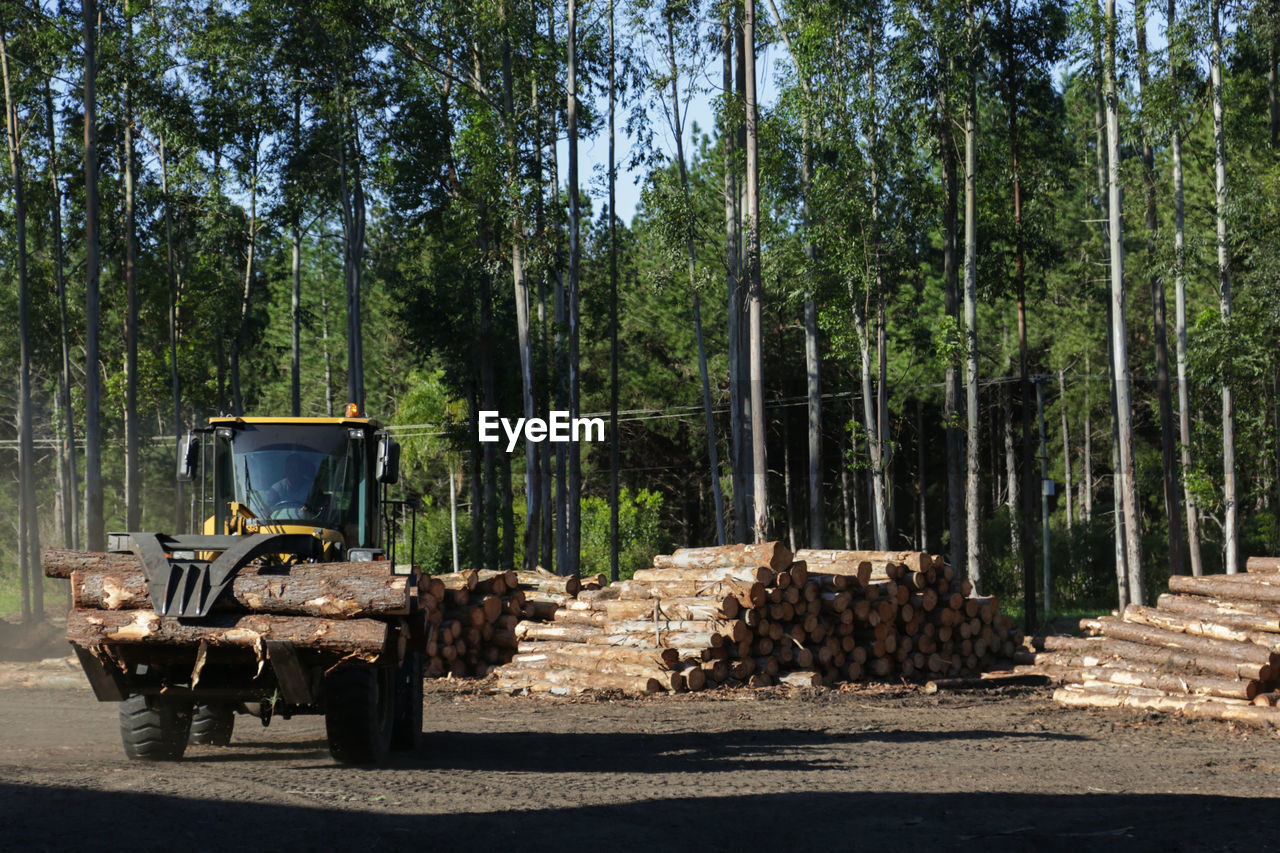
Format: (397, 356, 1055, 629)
(493, 543, 1021, 696)
(44, 548, 415, 664)
(1025, 556, 1280, 724)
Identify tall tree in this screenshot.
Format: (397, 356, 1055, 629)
(963, 0, 981, 590)
(1104, 0, 1144, 602)
(2, 22, 40, 621)
(1210, 0, 1237, 574)
(744, 0, 767, 542)
(567, 0, 582, 571)
(1136, 0, 1183, 575)
(83, 0, 105, 552)
(1168, 0, 1203, 575)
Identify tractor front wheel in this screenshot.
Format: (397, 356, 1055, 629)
(119, 695, 194, 761)
(324, 665, 394, 764)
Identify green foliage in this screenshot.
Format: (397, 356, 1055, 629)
(581, 487, 670, 580)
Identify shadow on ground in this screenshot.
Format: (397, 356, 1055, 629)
(0, 782, 1268, 852)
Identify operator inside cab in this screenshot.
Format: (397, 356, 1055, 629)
(265, 453, 316, 517)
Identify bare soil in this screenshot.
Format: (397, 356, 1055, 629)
(1, 675, 1278, 852)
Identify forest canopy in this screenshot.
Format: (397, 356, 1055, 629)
(2, 0, 1279, 628)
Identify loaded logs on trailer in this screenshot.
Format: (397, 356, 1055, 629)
(44, 549, 569, 679)
(1023, 560, 1280, 725)
(493, 543, 1022, 696)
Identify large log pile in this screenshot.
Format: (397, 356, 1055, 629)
(44, 548, 417, 666)
(1025, 557, 1280, 725)
(493, 543, 1021, 696)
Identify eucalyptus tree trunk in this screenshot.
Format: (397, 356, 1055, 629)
(723, 15, 747, 540)
(321, 293, 334, 416)
(805, 295, 822, 547)
(609, 0, 620, 578)
(1092, 31, 1125, 589)
(230, 146, 257, 417)
(83, 0, 105, 552)
(338, 105, 366, 414)
(1168, 0, 1203, 576)
(1137, 0, 1184, 575)
(667, 20, 726, 545)
(1105, 0, 1144, 602)
(2, 29, 40, 620)
(743, 0, 768, 543)
(46, 80, 78, 548)
(567, 0, 582, 571)
(916, 398, 928, 551)
(291, 96, 302, 417)
(160, 134, 184, 532)
(123, 34, 140, 528)
(939, 37, 964, 576)
(1210, 0, 1237, 574)
(854, 299, 884, 547)
(1083, 361, 1092, 522)
(1003, 379, 1022, 562)
(504, 15, 540, 569)
(1058, 369, 1073, 531)
(964, 0, 981, 590)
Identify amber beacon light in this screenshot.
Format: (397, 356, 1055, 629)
(345, 402, 362, 418)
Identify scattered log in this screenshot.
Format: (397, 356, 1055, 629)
(1053, 683, 1280, 727)
(923, 672, 1049, 693)
(632, 566, 774, 584)
(656, 542, 793, 572)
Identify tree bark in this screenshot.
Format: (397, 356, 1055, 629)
(159, 134, 183, 533)
(67, 609, 390, 661)
(744, 0, 768, 543)
(83, 0, 105, 552)
(567, 0, 582, 571)
(291, 95, 302, 418)
(940, 36, 964, 577)
(723, 15, 747, 541)
(1058, 370, 1073, 531)
(608, 0, 620, 579)
(1210, 0, 1237, 574)
(666, 21, 725, 546)
(1137, 0, 1184, 576)
(1105, 0, 1144, 602)
(123, 28, 140, 529)
(45, 80, 78, 549)
(504, 14, 540, 571)
(2, 29, 40, 621)
(964, 0, 982, 592)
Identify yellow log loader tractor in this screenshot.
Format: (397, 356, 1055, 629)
(61, 411, 423, 765)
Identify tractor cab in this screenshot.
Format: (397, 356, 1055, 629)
(178, 415, 401, 562)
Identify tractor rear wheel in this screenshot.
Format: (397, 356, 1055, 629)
(188, 702, 235, 747)
(324, 665, 394, 764)
(391, 652, 423, 751)
(119, 695, 194, 761)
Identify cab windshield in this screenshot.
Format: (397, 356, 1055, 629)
(218, 424, 367, 534)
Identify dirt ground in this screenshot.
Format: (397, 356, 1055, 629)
(2, 670, 1279, 852)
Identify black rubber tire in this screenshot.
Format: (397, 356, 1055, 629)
(391, 652, 423, 752)
(119, 695, 194, 761)
(188, 702, 235, 747)
(324, 665, 394, 764)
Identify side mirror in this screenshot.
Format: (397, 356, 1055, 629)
(177, 434, 200, 482)
(376, 434, 400, 484)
